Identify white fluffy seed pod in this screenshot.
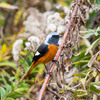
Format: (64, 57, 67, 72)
(12, 39, 23, 61)
(25, 36, 40, 52)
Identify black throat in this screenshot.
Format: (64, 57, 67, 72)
(48, 37, 59, 46)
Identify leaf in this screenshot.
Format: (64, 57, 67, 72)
(73, 92, 78, 99)
(74, 73, 86, 77)
(65, 85, 76, 91)
(68, 78, 80, 86)
(83, 38, 93, 55)
(96, 27, 100, 32)
(90, 0, 100, 4)
(77, 92, 87, 97)
(11, 82, 14, 91)
(0, 87, 6, 100)
(94, 85, 100, 90)
(90, 81, 100, 85)
(94, 31, 98, 36)
(1, 44, 8, 55)
(76, 89, 87, 97)
(97, 56, 100, 61)
(19, 56, 29, 72)
(9, 77, 15, 82)
(72, 60, 89, 65)
(90, 85, 100, 93)
(92, 70, 97, 77)
(20, 51, 26, 56)
(2, 76, 11, 92)
(15, 67, 20, 81)
(0, 18, 4, 26)
(58, 1, 68, 6)
(15, 87, 28, 93)
(0, 2, 18, 10)
(0, 56, 11, 62)
(5, 97, 14, 100)
(71, 50, 90, 63)
(37, 64, 44, 75)
(11, 94, 24, 98)
(5, 36, 16, 41)
(60, 90, 65, 94)
(85, 38, 100, 55)
(77, 89, 86, 92)
(83, 32, 94, 38)
(80, 78, 86, 88)
(19, 57, 24, 64)
(0, 12, 4, 26)
(14, 8, 24, 25)
(88, 51, 100, 67)
(3, 70, 11, 79)
(28, 52, 33, 63)
(7, 91, 24, 98)
(0, 61, 16, 69)
(7, 87, 28, 98)
(2, 76, 7, 86)
(72, 78, 80, 83)
(83, 38, 91, 47)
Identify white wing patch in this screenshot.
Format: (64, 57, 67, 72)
(35, 51, 40, 56)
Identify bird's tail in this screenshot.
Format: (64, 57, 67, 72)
(26, 61, 37, 76)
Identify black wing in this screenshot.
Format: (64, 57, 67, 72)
(32, 43, 48, 61)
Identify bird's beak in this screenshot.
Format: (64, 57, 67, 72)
(59, 35, 62, 37)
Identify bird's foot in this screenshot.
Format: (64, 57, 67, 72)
(52, 59, 59, 65)
(52, 59, 57, 62)
(47, 71, 52, 77)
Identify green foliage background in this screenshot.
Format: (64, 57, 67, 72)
(0, 0, 100, 100)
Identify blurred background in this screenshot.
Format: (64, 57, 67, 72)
(0, 0, 100, 100)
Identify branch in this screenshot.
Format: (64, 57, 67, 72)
(38, 0, 80, 100)
(47, 86, 61, 98)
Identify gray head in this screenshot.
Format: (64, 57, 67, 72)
(43, 32, 62, 46)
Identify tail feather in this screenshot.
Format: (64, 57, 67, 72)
(26, 61, 37, 76)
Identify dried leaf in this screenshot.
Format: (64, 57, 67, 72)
(80, 78, 86, 87)
(0, 2, 18, 10)
(88, 51, 100, 67)
(92, 70, 97, 77)
(85, 38, 100, 55)
(14, 8, 24, 25)
(1, 44, 8, 54)
(94, 85, 100, 90)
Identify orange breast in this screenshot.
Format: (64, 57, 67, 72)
(37, 44, 58, 64)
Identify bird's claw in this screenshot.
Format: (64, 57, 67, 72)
(47, 71, 52, 77)
(52, 59, 57, 62)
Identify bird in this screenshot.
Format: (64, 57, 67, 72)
(26, 32, 62, 76)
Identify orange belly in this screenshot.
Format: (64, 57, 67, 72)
(26, 44, 58, 76)
(37, 44, 58, 64)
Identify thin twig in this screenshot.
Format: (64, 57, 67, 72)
(16, 67, 30, 86)
(38, 0, 80, 99)
(47, 86, 61, 98)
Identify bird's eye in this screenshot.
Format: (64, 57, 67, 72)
(52, 35, 58, 37)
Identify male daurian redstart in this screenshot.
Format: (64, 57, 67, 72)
(27, 32, 62, 76)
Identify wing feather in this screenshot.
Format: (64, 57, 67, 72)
(32, 44, 48, 61)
